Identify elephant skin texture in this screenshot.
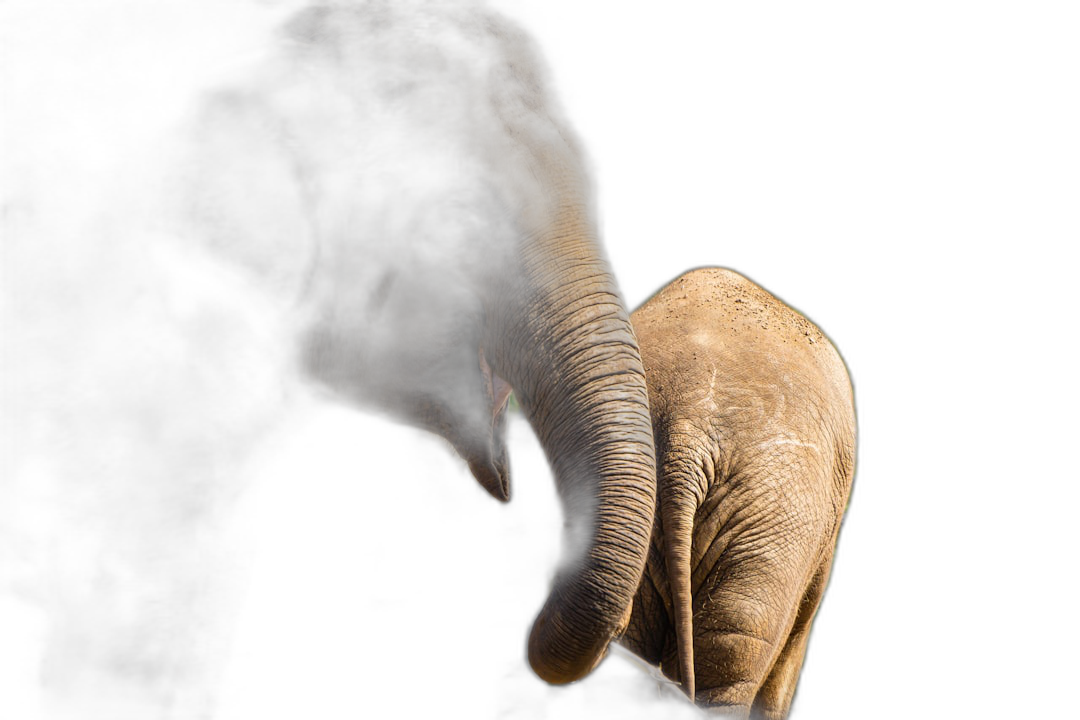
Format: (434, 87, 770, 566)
(620, 268, 856, 718)
(5, 4, 659, 715)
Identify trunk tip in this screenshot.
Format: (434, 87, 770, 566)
(526, 604, 612, 684)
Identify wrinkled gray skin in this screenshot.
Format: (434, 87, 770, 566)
(2, 2, 656, 716)
(621, 269, 855, 718)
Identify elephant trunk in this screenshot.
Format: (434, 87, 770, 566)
(488, 215, 657, 684)
(523, 342, 655, 684)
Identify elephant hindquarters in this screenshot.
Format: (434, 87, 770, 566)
(677, 450, 842, 717)
(750, 553, 835, 720)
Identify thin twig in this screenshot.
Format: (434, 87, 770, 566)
(609, 643, 708, 716)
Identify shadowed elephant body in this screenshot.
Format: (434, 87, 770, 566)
(622, 268, 855, 718)
(1, 4, 664, 716)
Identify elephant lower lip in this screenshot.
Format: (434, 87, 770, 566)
(457, 343, 511, 500)
(494, 390, 509, 464)
(481, 343, 514, 425)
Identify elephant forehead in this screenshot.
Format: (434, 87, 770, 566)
(313, 0, 600, 225)
(466, 122, 596, 226)
(451, 21, 596, 227)
(283, 3, 510, 100)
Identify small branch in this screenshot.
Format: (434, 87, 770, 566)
(609, 643, 708, 716)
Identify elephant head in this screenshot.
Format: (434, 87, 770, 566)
(180, 5, 657, 684)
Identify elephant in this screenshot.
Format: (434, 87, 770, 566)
(0, 2, 656, 716)
(619, 268, 856, 718)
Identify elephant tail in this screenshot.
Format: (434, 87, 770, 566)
(659, 465, 702, 703)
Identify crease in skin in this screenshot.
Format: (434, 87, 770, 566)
(758, 437, 822, 453)
(693, 365, 721, 414)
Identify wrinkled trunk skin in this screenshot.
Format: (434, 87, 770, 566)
(473, 20, 658, 684)
(261, 5, 659, 683)
(485, 212, 657, 684)
(518, 293, 652, 686)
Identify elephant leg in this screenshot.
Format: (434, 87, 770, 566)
(750, 554, 834, 720)
(692, 498, 825, 715)
(690, 566, 789, 713)
(172, 496, 259, 720)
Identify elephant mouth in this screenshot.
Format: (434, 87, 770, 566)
(467, 348, 513, 501)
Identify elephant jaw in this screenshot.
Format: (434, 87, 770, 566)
(465, 348, 514, 502)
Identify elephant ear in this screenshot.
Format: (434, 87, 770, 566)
(465, 348, 514, 501)
(159, 41, 319, 313)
